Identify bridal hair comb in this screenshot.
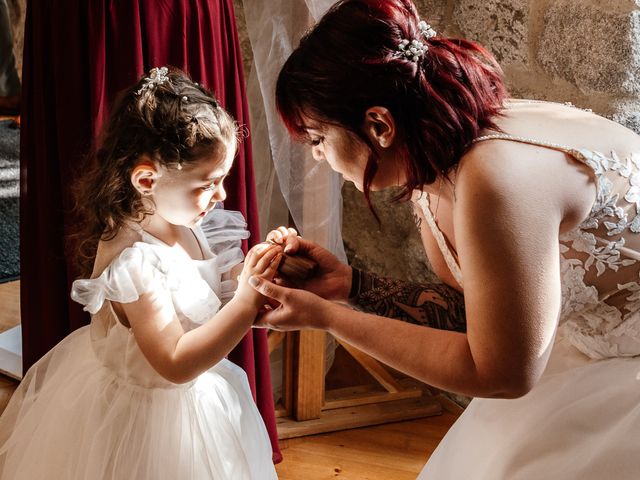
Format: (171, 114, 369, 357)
(397, 20, 437, 62)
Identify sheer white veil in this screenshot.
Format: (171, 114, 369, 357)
(241, 0, 347, 262)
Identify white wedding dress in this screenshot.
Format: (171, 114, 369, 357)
(416, 134, 640, 479)
(0, 209, 278, 480)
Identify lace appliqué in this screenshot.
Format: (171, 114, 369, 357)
(560, 150, 640, 277)
(575, 150, 640, 234)
(559, 149, 640, 358)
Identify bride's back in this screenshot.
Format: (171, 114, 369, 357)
(480, 100, 640, 358)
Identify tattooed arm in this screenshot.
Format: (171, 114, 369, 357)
(263, 223, 465, 331)
(349, 267, 466, 332)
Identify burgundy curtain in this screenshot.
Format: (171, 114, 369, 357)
(20, 0, 280, 462)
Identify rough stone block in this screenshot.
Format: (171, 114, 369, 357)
(611, 101, 640, 135)
(453, 0, 529, 65)
(342, 183, 438, 284)
(539, 1, 640, 95)
(414, 0, 448, 33)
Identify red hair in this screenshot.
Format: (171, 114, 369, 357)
(276, 0, 508, 210)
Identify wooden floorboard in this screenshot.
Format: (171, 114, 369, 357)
(0, 281, 20, 410)
(0, 281, 19, 333)
(275, 411, 458, 479)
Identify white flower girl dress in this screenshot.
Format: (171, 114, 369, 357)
(0, 209, 278, 480)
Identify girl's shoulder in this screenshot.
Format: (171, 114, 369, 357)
(73, 232, 171, 315)
(91, 225, 145, 279)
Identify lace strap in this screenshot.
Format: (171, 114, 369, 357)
(414, 193, 464, 287)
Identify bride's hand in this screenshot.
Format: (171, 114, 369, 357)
(249, 277, 334, 331)
(266, 227, 352, 301)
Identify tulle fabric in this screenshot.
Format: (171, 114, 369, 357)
(0, 328, 276, 480)
(419, 334, 640, 479)
(200, 207, 251, 305)
(241, 0, 347, 260)
(71, 243, 178, 314)
(0, 210, 277, 479)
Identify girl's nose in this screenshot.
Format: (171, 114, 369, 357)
(212, 184, 226, 203)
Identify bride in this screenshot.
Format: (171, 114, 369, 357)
(249, 0, 640, 478)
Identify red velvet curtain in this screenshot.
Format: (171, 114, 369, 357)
(20, 0, 280, 462)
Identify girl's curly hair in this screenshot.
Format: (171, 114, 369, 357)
(72, 68, 238, 276)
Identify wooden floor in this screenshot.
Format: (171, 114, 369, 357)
(0, 281, 20, 411)
(0, 280, 20, 332)
(275, 408, 458, 479)
(0, 280, 460, 477)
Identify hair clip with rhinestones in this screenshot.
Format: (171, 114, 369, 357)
(136, 67, 170, 96)
(397, 20, 437, 62)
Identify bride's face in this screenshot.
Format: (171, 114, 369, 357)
(305, 121, 404, 191)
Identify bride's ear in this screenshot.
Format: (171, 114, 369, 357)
(362, 106, 396, 149)
(131, 155, 159, 196)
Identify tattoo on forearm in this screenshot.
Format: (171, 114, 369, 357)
(349, 268, 466, 332)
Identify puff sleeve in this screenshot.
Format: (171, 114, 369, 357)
(71, 243, 174, 314)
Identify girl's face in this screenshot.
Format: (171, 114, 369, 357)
(305, 120, 404, 191)
(151, 144, 234, 227)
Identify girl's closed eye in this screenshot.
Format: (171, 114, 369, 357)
(310, 136, 324, 146)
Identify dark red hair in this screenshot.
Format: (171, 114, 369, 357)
(276, 0, 508, 209)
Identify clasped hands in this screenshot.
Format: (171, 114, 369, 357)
(248, 226, 353, 331)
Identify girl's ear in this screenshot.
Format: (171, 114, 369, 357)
(131, 155, 159, 195)
(362, 106, 396, 149)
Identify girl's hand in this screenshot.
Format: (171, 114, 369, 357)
(234, 243, 283, 310)
(248, 276, 334, 331)
(266, 226, 352, 301)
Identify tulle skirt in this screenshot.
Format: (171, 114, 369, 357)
(0, 327, 277, 480)
(418, 336, 640, 479)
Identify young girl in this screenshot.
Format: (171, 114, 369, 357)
(0, 67, 279, 479)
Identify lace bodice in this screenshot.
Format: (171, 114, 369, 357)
(415, 134, 640, 359)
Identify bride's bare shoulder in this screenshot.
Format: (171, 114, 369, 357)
(500, 100, 640, 153)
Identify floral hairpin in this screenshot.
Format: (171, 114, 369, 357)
(418, 21, 437, 39)
(397, 20, 437, 62)
(136, 67, 170, 95)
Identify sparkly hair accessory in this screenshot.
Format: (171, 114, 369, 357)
(418, 21, 437, 39)
(397, 20, 437, 62)
(136, 66, 170, 95)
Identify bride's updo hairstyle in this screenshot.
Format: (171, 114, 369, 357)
(276, 0, 508, 205)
